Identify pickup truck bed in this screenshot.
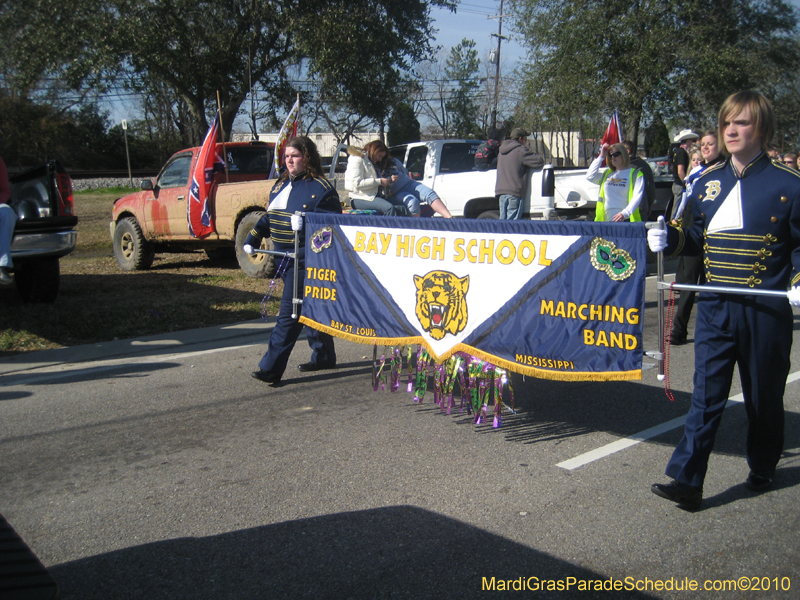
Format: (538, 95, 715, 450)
(9, 160, 77, 303)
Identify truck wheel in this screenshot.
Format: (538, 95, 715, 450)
(113, 217, 154, 271)
(15, 257, 60, 304)
(477, 210, 500, 220)
(235, 211, 277, 278)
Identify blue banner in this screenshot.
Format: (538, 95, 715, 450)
(300, 213, 647, 381)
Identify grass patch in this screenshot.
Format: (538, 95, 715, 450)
(1, 189, 284, 355)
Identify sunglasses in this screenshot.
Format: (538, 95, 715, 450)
(609, 152, 622, 158)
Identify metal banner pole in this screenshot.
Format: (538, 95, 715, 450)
(657, 282, 789, 299)
(291, 212, 304, 319)
(644, 219, 666, 380)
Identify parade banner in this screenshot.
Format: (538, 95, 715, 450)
(299, 213, 647, 381)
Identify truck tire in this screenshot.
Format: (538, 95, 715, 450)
(477, 210, 500, 220)
(235, 211, 277, 278)
(15, 257, 60, 304)
(113, 217, 154, 271)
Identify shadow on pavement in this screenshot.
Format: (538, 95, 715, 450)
(49, 506, 659, 600)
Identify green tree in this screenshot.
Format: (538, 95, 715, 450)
(1, 0, 456, 146)
(445, 38, 482, 138)
(388, 102, 421, 145)
(508, 0, 799, 146)
(644, 116, 671, 158)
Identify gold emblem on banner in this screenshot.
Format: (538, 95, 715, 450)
(413, 271, 470, 340)
(590, 237, 636, 281)
(310, 227, 333, 253)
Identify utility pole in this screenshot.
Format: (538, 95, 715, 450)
(488, 0, 508, 130)
(121, 120, 132, 188)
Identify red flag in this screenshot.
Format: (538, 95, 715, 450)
(188, 113, 225, 238)
(601, 110, 623, 146)
(269, 97, 300, 179)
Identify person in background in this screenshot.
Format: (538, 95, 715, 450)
(0, 157, 14, 285)
(766, 144, 780, 160)
(244, 136, 340, 385)
(781, 152, 797, 169)
(622, 139, 655, 221)
(667, 130, 725, 346)
(473, 127, 503, 171)
(689, 148, 702, 171)
(648, 91, 800, 509)
(381, 155, 452, 218)
(586, 143, 644, 222)
(495, 127, 544, 219)
(344, 141, 409, 216)
(669, 129, 699, 219)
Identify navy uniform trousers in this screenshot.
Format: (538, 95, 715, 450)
(258, 259, 336, 376)
(666, 292, 791, 489)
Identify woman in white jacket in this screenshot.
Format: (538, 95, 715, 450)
(586, 143, 644, 222)
(344, 141, 409, 215)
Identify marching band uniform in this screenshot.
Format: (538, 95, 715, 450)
(245, 172, 341, 382)
(659, 152, 800, 497)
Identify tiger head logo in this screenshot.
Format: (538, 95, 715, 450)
(413, 271, 470, 340)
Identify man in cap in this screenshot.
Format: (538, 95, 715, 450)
(670, 129, 698, 219)
(495, 127, 544, 219)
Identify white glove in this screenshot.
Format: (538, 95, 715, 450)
(647, 217, 668, 253)
(243, 244, 255, 255)
(647, 228, 667, 253)
(290, 214, 303, 231)
(788, 287, 800, 307)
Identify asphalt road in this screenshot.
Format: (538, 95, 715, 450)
(1, 274, 798, 600)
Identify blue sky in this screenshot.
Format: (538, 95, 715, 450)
(430, 1, 526, 66)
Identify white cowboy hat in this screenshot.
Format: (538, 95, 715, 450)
(673, 129, 699, 143)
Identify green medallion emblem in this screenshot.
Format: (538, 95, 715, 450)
(590, 237, 636, 281)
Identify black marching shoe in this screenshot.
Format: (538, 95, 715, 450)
(297, 361, 336, 372)
(745, 470, 774, 492)
(651, 480, 702, 509)
(251, 369, 281, 384)
(668, 332, 688, 346)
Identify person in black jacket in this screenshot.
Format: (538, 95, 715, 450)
(243, 136, 341, 384)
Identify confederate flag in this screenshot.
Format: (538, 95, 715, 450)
(601, 110, 623, 147)
(188, 113, 225, 238)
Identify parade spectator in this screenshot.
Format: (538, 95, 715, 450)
(345, 141, 409, 216)
(649, 91, 800, 508)
(586, 143, 644, 222)
(767, 144, 780, 160)
(377, 146, 453, 218)
(781, 152, 797, 169)
(495, 128, 544, 219)
(668, 130, 725, 346)
(622, 139, 655, 221)
(0, 157, 14, 285)
(244, 136, 340, 384)
(474, 127, 503, 171)
(669, 129, 698, 219)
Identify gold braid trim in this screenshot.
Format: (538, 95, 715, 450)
(299, 317, 642, 381)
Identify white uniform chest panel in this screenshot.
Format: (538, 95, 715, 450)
(707, 181, 743, 233)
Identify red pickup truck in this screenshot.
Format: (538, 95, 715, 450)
(110, 140, 278, 277)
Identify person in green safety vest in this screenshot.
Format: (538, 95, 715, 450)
(586, 143, 645, 222)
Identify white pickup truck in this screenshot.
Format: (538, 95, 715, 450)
(329, 140, 599, 220)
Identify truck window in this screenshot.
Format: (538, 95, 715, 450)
(158, 155, 193, 189)
(390, 145, 407, 162)
(226, 146, 274, 174)
(440, 142, 481, 174)
(407, 147, 428, 180)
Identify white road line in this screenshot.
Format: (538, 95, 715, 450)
(557, 371, 800, 470)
